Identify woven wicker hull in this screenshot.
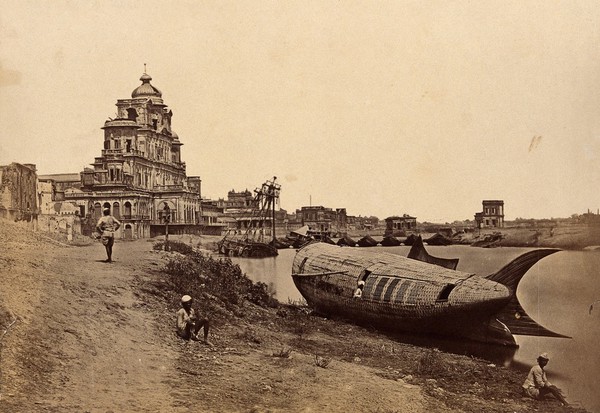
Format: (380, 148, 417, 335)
(291, 243, 561, 346)
(292, 272, 514, 345)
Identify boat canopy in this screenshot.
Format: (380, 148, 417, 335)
(291, 225, 310, 236)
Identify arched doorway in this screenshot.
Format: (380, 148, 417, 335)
(158, 201, 175, 223)
(124, 224, 133, 240)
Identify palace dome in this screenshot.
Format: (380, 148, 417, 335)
(131, 73, 162, 98)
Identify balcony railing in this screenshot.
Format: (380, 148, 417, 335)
(101, 149, 123, 156)
(120, 214, 150, 221)
(154, 184, 185, 191)
(150, 219, 200, 225)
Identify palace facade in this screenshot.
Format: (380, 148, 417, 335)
(62, 72, 202, 239)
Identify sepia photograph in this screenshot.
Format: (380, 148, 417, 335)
(1, 1, 599, 412)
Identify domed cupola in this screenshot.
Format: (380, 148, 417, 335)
(131, 72, 162, 98)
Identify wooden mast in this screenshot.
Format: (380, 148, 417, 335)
(271, 176, 277, 241)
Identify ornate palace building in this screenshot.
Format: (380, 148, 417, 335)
(63, 71, 202, 238)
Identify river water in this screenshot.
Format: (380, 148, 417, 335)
(228, 245, 600, 412)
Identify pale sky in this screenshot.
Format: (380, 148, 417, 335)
(1, 1, 599, 222)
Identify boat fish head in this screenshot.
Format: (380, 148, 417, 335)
(446, 276, 512, 310)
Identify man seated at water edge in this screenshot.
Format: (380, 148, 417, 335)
(176, 295, 212, 345)
(522, 352, 568, 406)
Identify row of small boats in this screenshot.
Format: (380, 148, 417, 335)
(270, 233, 454, 250)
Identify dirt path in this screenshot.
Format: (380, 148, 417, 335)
(1, 227, 180, 412)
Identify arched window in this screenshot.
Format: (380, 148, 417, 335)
(113, 202, 120, 219)
(124, 201, 132, 218)
(94, 202, 102, 220)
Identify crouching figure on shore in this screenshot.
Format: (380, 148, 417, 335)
(522, 352, 568, 406)
(176, 295, 212, 346)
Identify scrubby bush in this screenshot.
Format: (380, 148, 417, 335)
(272, 347, 292, 358)
(417, 348, 446, 375)
(157, 242, 277, 310)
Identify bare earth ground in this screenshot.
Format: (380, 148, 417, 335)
(0, 220, 588, 413)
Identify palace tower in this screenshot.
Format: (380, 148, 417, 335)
(67, 72, 201, 238)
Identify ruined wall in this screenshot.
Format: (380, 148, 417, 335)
(37, 214, 82, 241)
(0, 162, 38, 222)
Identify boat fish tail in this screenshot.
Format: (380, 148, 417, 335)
(485, 248, 570, 339)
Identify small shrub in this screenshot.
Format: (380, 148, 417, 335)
(417, 348, 446, 376)
(272, 347, 292, 358)
(286, 297, 307, 306)
(315, 355, 331, 368)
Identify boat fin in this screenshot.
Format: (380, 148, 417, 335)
(407, 236, 459, 270)
(495, 297, 571, 338)
(487, 248, 570, 338)
(485, 249, 560, 290)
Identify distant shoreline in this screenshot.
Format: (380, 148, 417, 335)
(345, 223, 600, 251)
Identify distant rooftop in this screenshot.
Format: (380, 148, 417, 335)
(38, 173, 80, 182)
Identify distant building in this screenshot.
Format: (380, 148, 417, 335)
(384, 214, 417, 236)
(199, 199, 225, 233)
(474, 200, 504, 228)
(53, 71, 203, 239)
(37, 173, 83, 215)
(0, 162, 38, 223)
(577, 209, 600, 224)
(295, 206, 348, 234)
(218, 185, 288, 237)
(219, 189, 255, 212)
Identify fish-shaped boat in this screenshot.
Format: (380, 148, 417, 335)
(291, 242, 568, 346)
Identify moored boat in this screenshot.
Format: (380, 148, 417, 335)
(357, 235, 379, 247)
(380, 235, 402, 246)
(424, 233, 453, 246)
(270, 237, 291, 249)
(336, 235, 357, 247)
(217, 177, 281, 258)
(291, 242, 568, 346)
(403, 234, 418, 246)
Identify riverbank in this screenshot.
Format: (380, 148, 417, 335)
(0, 220, 590, 412)
(452, 224, 600, 250)
(344, 223, 600, 250)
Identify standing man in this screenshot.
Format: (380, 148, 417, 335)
(176, 295, 211, 345)
(522, 352, 568, 406)
(96, 207, 121, 263)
